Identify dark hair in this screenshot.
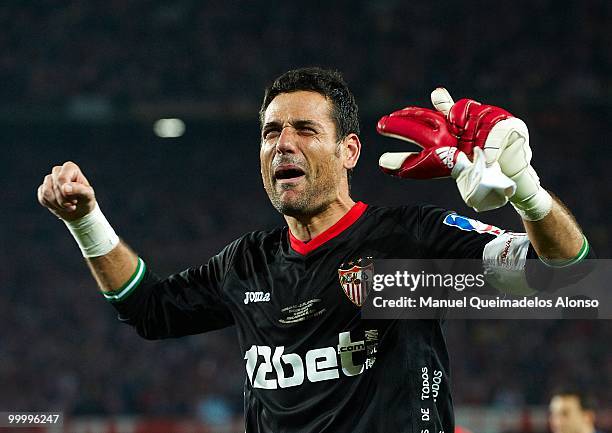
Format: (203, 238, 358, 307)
(551, 386, 597, 411)
(259, 67, 360, 141)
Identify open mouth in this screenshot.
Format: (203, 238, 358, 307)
(274, 165, 306, 183)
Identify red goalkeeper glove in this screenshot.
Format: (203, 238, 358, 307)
(377, 88, 550, 218)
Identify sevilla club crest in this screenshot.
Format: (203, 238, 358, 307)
(338, 261, 373, 307)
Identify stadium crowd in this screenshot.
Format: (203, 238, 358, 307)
(0, 0, 609, 111)
(0, 0, 609, 426)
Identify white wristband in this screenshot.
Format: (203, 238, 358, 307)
(63, 203, 119, 257)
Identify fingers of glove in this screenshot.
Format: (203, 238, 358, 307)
(376, 123, 424, 149)
(448, 98, 514, 129)
(472, 107, 515, 150)
(447, 99, 480, 130)
(378, 108, 453, 149)
(379, 150, 451, 179)
(383, 107, 447, 130)
(481, 105, 514, 122)
(449, 100, 515, 158)
(431, 87, 455, 116)
(379, 151, 420, 171)
(449, 99, 501, 146)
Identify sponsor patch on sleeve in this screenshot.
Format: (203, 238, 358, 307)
(442, 213, 504, 236)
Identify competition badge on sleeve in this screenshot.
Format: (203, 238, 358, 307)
(338, 258, 374, 307)
(443, 213, 504, 236)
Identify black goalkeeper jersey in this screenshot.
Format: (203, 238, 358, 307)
(106, 202, 550, 433)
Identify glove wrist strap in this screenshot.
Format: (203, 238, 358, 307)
(506, 163, 552, 221)
(511, 188, 553, 221)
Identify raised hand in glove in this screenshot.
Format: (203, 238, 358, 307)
(377, 88, 552, 220)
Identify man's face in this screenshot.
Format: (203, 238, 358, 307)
(260, 91, 351, 217)
(549, 396, 593, 433)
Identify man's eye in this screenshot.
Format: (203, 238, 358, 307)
(263, 130, 280, 139)
(299, 128, 316, 135)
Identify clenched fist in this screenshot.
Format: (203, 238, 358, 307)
(37, 161, 96, 221)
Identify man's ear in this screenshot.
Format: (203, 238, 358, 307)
(342, 133, 361, 170)
(584, 410, 596, 426)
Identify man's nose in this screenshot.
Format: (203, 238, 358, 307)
(276, 128, 298, 154)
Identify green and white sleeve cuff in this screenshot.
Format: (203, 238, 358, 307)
(102, 257, 146, 302)
(539, 235, 590, 268)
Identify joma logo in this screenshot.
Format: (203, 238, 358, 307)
(244, 291, 271, 304)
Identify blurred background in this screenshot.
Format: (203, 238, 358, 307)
(0, 1, 610, 432)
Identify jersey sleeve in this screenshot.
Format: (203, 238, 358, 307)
(414, 204, 595, 295)
(416, 205, 511, 259)
(102, 238, 243, 339)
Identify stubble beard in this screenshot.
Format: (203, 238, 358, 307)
(266, 147, 343, 218)
(267, 175, 336, 218)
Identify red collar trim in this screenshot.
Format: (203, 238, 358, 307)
(288, 202, 368, 255)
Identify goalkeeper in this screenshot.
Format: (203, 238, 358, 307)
(37, 68, 591, 433)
